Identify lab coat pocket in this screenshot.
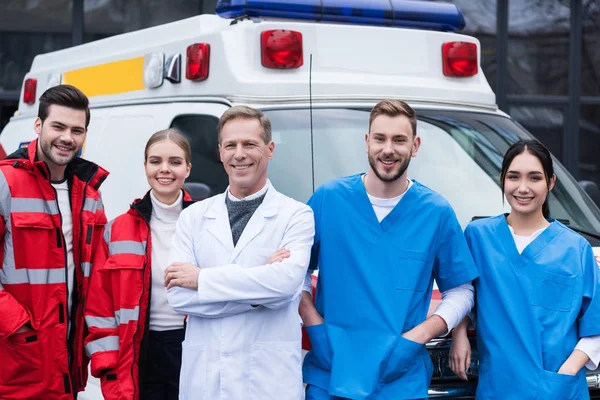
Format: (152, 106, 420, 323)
(305, 323, 333, 370)
(392, 250, 432, 292)
(180, 341, 206, 400)
(380, 336, 424, 383)
(249, 341, 302, 400)
(539, 370, 579, 399)
(531, 271, 575, 312)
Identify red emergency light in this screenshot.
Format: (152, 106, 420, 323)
(442, 42, 478, 77)
(186, 43, 210, 81)
(23, 78, 37, 104)
(261, 30, 303, 69)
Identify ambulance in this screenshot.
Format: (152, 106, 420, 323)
(2, 0, 600, 398)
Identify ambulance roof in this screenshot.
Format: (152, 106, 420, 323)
(17, 3, 496, 116)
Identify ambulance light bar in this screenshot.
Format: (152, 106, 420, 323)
(216, 0, 465, 32)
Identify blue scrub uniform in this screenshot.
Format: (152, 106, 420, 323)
(303, 175, 478, 399)
(465, 215, 600, 400)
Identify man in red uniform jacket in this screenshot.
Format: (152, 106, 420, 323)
(0, 84, 108, 399)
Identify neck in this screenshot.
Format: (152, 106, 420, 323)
(230, 178, 267, 199)
(506, 210, 549, 235)
(364, 170, 409, 198)
(151, 189, 180, 206)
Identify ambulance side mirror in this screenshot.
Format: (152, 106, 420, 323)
(579, 180, 600, 209)
(184, 182, 212, 202)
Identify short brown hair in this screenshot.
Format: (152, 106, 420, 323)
(38, 84, 91, 127)
(369, 99, 417, 136)
(218, 106, 272, 144)
(144, 128, 192, 164)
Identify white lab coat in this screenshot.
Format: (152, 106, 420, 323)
(167, 181, 314, 400)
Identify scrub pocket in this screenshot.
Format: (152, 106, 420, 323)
(391, 251, 431, 292)
(539, 370, 580, 399)
(530, 271, 575, 312)
(249, 341, 302, 400)
(179, 341, 206, 400)
(305, 323, 333, 370)
(380, 336, 424, 383)
(0, 330, 44, 385)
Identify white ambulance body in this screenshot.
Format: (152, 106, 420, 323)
(2, 1, 600, 398)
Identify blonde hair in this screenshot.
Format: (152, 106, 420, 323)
(144, 128, 192, 163)
(369, 99, 417, 136)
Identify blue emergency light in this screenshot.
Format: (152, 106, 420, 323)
(216, 0, 465, 32)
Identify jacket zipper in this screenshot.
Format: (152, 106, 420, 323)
(74, 181, 90, 389)
(50, 183, 73, 395)
(131, 223, 150, 400)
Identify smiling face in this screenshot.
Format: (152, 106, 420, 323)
(219, 117, 274, 198)
(35, 104, 87, 178)
(503, 151, 555, 218)
(366, 114, 420, 184)
(145, 139, 191, 205)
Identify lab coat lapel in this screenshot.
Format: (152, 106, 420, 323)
(230, 183, 279, 261)
(204, 193, 235, 255)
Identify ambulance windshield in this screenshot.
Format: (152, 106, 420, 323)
(263, 107, 600, 235)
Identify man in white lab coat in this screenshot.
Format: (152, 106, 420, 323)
(164, 106, 314, 400)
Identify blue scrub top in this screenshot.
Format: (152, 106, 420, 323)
(303, 175, 479, 399)
(466, 215, 600, 400)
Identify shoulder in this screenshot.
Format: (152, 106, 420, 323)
(273, 189, 313, 216)
(465, 215, 504, 236)
(410, 181, 453, 209)
(553, 221, 590, 248)
(179, 192, 223, 219)
(317, 174, 361, 194)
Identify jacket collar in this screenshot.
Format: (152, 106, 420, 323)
(4, 139, 109, 190)
(130, 189, 193, 223)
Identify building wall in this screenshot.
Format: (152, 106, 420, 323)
(0, 0, 598, 184)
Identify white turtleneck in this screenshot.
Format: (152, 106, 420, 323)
(149, 190, 186, 331)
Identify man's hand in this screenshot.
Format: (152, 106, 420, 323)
(401, 314, 448, 345)
(267, 248, 290, 264)
(164, 262, 200, 290)
(15, 322, 33, 334)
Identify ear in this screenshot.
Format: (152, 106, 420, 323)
(548, 173, 557, 191)
(364, 133, 369, 152)
(267, 141, 275, 159)
(411, 135, 421, 157)
(186, 163, 192, 178)
(34, 117, 42, 136)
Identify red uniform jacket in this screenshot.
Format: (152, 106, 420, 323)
(0, 140, 108, 399)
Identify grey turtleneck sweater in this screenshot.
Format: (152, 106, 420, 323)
(225, 190, 267, 246)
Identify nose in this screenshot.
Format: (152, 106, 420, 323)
(159, 162, 170, 173)
(59, 131, 75, 145)
(234, 143, 245, 160)
(517, 181, 529, 193)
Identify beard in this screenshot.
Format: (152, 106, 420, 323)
(39, 138, 79, 167)
(368, 153, 411, 183)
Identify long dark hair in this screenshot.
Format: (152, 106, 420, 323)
(500, 139, 555, 218)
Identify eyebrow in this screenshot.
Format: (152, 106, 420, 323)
(50, 121, 85, 131)
(507, 170, 544, 175)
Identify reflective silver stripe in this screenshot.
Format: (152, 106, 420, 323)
(85, 336, 119, 357)
(10, 198, 59, 215)
(83, 197, 101, 213)
(98, 196, 104, 210)
(0, 282, 3, 290)
(115, 306, 140, 325)
(85, 316, 118, 329)
(0, 268, 66, 285)
(109, 241, 146, 256)
(81, 262, 91, 277)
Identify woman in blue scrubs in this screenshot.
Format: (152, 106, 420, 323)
(450, 139, 600, 399)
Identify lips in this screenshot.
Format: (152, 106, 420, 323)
(54, 144, 73, 153)
(514, 195, 534, 203)
(232, 164, 252, 170)
(157, 177, 175, 184)
(379, 159, 397, 166)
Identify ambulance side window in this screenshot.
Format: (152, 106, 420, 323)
(170, 115, 228, 196)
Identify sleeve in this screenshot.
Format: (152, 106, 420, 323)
(84, 224, 120, 379)
(432, 282, 475, 335)
(578, 243, 600, 337)
(574, 335, 600, 370)
(433, 206, 479, 293)
(169, 205, 314, 314)
(166, 207, 257, 318)
(0, 172, 31, 339)
(302, 271, 314, 296)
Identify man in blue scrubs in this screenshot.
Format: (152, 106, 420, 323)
(300, 99, 479, 399)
